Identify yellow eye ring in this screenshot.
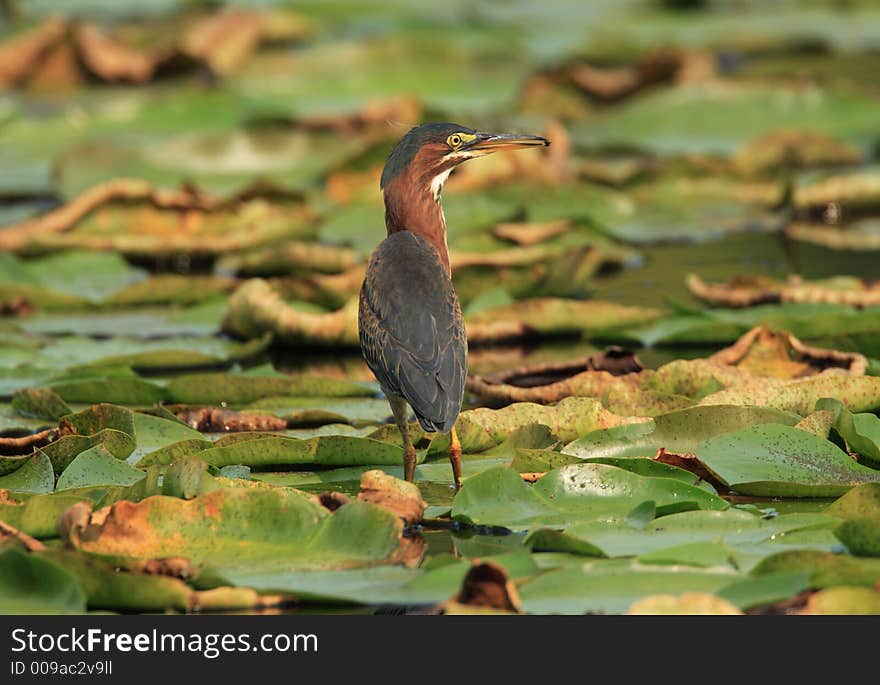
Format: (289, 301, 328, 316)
(448, 134, 462, 148)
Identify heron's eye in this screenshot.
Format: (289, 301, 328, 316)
(447, 134, 462, 148)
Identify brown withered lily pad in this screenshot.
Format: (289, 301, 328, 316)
(467, 348, 643, 406)
(0, 520, 46, 552)
(440, 561, 522, 614)
(173, 407, 288, 433)
(224, 280, 663, 348)
(357, 470, 427, 527)
(0, 428, 56, 457)
(546, 48, 696, 104)
(492, 219, 572, 246)
(0, 9, 312, 88)
(707, 325, 867, 378)
(0, 180, 312, 258)
(687, 273, 880, 309)
(786, 220, 880, 251)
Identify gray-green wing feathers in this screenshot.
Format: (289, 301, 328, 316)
(358, 231, 467, 433)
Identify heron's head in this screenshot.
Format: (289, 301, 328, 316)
(380, 122, 549, 199)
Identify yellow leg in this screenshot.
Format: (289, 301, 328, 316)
(449, 425, 462, 491)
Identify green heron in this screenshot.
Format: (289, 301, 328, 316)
(358, 122, 549, 489)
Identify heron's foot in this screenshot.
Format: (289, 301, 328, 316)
(449, 427, 463, 491)
(403, 445, 417, 482)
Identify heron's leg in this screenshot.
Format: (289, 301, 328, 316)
(449, 425, 462, 491)
(388, 395, 417, 482)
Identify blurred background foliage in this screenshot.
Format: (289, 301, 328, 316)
(2, 0, 880, 392)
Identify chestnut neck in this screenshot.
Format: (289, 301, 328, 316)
(382, 168, 450, 273)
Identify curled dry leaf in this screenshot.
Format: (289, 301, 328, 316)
(0, 179, 216, 253)
(74, 24, 165, 83)
(793, 171, 880, 215)
(357, 470, 427, 527)
(180, 9, 265, 76)
(467, 348, 643, 405)
(174, 407, 288, 433)
(216, 242, 360, 277)
(0, 18, 68, 87)
(443, 561, 522, 614)
(0, 428, 56, 456)
(786, 221, 880, 251)
(653, 448, 725, 491)
(688, 273, 880, 309)
(708, 325, 867, 377)
(318, 491, 351, 512)
(223, 279, 360, 347)
(0, 9, 313, 88)
(57, 501, 106, 549)
(0, 520, 46, 552)
(0, 295, 36, 316)
(560, 48, 685, 103)
(465, 298, 664, 346)
(492, 219, 572, 246)
(224, 280, 662, 348)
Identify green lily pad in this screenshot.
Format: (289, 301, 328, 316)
(56, 445, 146, 491)
(620, 304, 880, 349)
(0, 251, 147, 304)
(695, 424, 880, 497)
(518, 559, 740, 614)
(60, 403, 134, 436)
(129, 412, 203, 462)
(138, 434, 403, 469)
(754, 550, 880, 588)
(57, 128, 371, 200)
(0, 544, 86, 615)
(452, 464, 727, 529)
(716, 570, 814, 611)
(817, 398, 880, 468)
(49, 376, 167, 405)
(18, 303, 226, 339)
(563, 405, 799, 460)
(0, 492, 95, 539)
(526, 509, 840, 570)
(0, 451, 54, 494)
(508, 449, 580, 473)
(10, 387, 71, 421)
(41, 429, 136, 474)
(835, 519, 880, 557)
(826, 483, 880, 520)
(165, 372, 373, 404)
(244, 397, 392, 426)
(573, 83, 880, 156)
(73, 489, 406, 574)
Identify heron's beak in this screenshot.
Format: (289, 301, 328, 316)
(466, 133, 550, 156)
